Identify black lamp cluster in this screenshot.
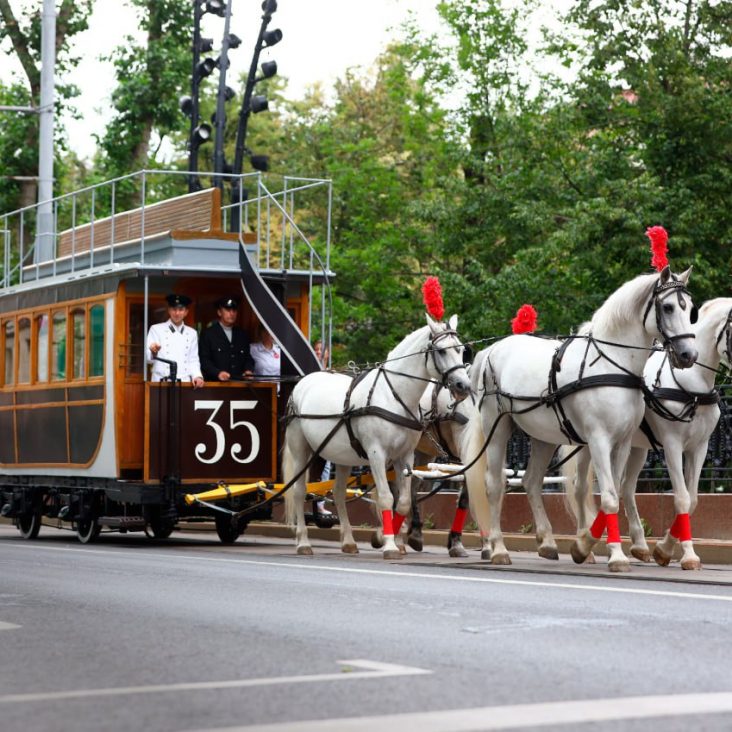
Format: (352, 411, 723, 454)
(180, 0, 282, 196)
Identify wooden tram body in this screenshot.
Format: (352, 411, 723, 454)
(0, 172, 332, 543)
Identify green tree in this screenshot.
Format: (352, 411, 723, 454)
(95, 0, 192, 187)
(268, 49, 455, 364)
(0, 0, 93, 212)
(403, 0, 732, 339)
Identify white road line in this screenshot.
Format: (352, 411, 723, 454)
(4, 542, 732, 602)
(0, 660, 429, 705)
(181, 691, 732, 732)
(0, 621, 21, 631)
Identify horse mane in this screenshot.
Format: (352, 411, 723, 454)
(581, 272, 658, 336)
(386, 324, 431, 361)
(698, 297, 732, 336)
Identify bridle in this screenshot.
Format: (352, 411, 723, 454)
(642, 274, 697, 350)
(425, 327, 469, 390)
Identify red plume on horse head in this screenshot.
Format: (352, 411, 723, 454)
(646, 225, 669, 272)
(422, 276, 445, 321)
(511, 304, 538, 334)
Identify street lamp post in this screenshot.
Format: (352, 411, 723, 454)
(35, 0, 56, 264)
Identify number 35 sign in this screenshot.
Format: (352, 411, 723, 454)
(145, 382, 278, 482)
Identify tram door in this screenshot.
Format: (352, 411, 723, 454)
(117, 295, 165, 476)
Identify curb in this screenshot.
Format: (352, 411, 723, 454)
(240, 522, 732, 565)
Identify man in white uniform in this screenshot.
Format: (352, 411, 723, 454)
(147, 293, 204, 386)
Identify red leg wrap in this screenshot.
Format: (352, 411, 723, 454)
(605, 512, 621, 544)
(392, 512, 406, 535)
(589, 510, 607, 539)
(382, 510, 394, 536)
(451, 507, 468, 534)
(670, 513, 692, 542)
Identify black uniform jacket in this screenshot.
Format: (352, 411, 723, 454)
(199, 323, 256, 381)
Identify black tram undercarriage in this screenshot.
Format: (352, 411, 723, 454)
(0, 476, 274, 544)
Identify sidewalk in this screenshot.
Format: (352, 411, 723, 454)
(234, 521, 732, 566)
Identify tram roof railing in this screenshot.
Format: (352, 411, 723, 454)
(0, 169, 333, 292)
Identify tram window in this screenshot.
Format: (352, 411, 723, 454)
(17, 317, 31, 384)
(52, 312, 66, 381)
(89, 304, 104, 377)
(72, 308, 86, 379)
(36, 313, 49, 382)
(3, 321, 14, 386)
(126, 302, 146, 375)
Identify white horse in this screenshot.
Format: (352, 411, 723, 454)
(569, 297, 731, 570)
(464, 266, 698, 572)
(283, 314, 472, 559)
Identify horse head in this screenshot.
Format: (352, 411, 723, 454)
(644, 266, 698, 369)
(425, 313, 472, 401)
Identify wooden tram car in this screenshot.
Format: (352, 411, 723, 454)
(0, 173, 331, 544)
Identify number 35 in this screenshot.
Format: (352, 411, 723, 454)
(194, 400, 260, 464)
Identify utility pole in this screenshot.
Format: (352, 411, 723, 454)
(35, 0, 56, 263)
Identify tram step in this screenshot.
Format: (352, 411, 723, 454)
(98, 516, 146, 529)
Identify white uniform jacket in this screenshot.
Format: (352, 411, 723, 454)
(146, 320, 202, 383)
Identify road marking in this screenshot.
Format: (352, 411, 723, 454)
(0, 621, 21, 631)
(4, 543, 732, 603)
(181, 691, 732, 731)
(0, 660, 429, 705)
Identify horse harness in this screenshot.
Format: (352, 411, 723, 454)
(290, 327, 469, 461)
(421, 382, 471, 461)
(483, 274, 697, 445)
(638, 310, 732, 451)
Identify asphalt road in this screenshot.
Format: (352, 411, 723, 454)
(1, 523, 732, 732)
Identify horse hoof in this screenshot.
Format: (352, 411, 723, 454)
(585, 552, 596, 564)
(631, 547, 652, 563)
(407, 535, 423, 552)
(681, 558, 702, 571)
(570, 542, 588, 565)
(491, 553, 512, 565)
(341, 543, 359, 554)
(398, 544, 407, 555)
(383, 550, 403, 560)
(480, 548, 491, 561)
(652, 546, 672, 567)
(538, 546, 559, 561)
(370, 531, 384, 549)
(608, 560, 631, 573)
(449, 545, 469, 559)
(296, 546, 314, 556)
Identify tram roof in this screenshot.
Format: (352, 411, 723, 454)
(0, 170, 334, 302)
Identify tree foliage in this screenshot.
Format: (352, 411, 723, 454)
(0, 0, 93, 212)
(95, 0, 192, 180)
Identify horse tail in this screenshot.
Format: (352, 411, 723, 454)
(458, 411, 491, 537)
(561, 446, 595, 530)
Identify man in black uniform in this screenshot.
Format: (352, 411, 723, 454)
(199, 297, 255, 381)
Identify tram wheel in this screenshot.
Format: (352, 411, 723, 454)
(17, 510, 42, 540)
(76, 518, 101, 544)
(148, 518, 175, 539)
(215, 513, 247, 544)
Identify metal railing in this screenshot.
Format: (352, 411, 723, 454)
(505, 384, 732, 494)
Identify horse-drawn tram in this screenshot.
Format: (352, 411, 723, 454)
(0, 170, 332, 543)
